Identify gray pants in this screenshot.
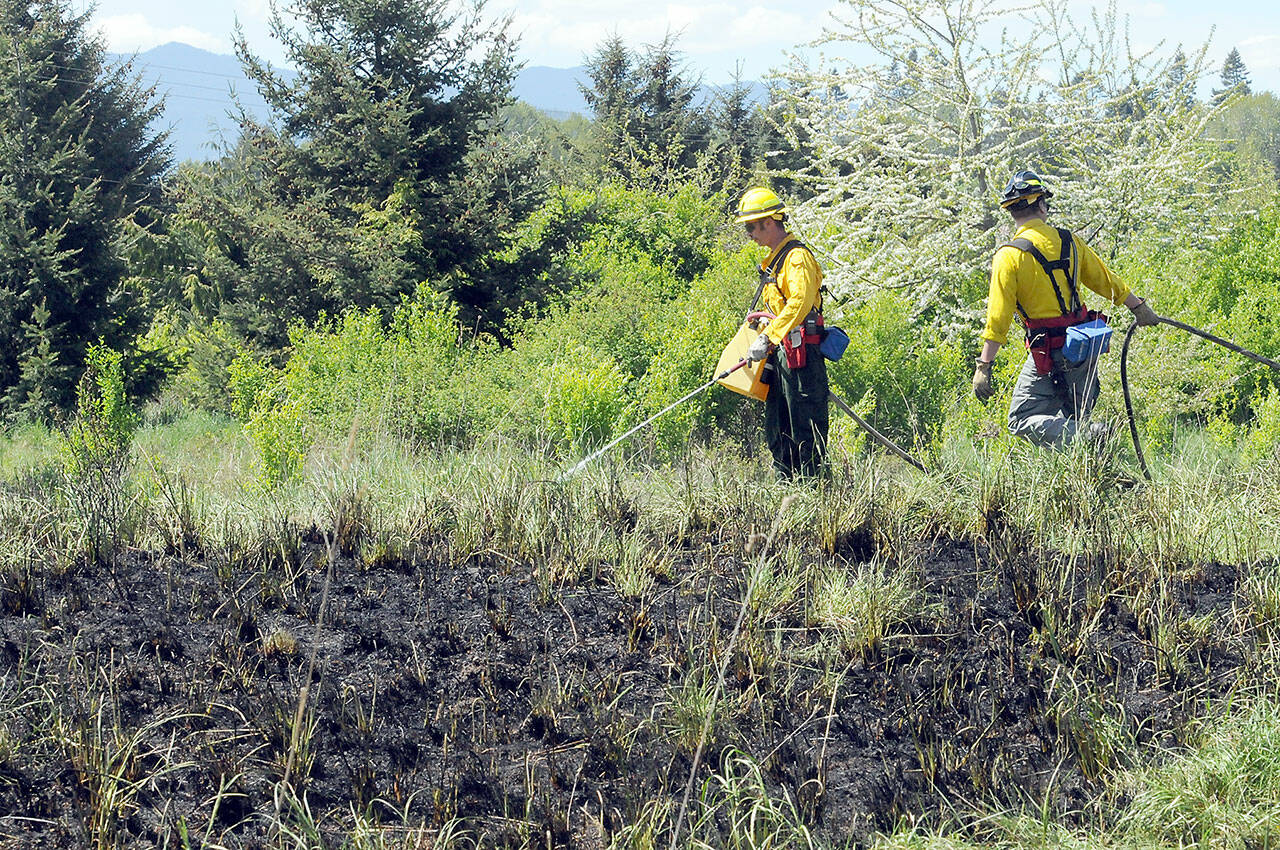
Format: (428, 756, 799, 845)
(1007, 349, 1101, 446)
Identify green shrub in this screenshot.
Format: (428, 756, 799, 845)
(494, 182, 727, 318)
(166, 319, 253, 415)
(489, 201, 750, 456)
(1116, 206, 1280, 439)
(59, 345, 142, 562)
(244, 400, 309, 487)
(829, 291, 969, 450)
(228, 352, 310, 487)
(281, 286, 475, 446)
(61, 345, 137, 477)
(1244, 388, 1280, 462)
(634, 250, 762, 453)
(541, 345, 632, 450)
(227, 351, 279, 423)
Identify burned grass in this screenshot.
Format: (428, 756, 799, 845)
(0, 501, 1255, 848)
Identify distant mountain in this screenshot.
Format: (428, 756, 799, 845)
(513, 65, 590, 117)
(107, 42, 277, 164)
(107, 43, 764, 164)
(514, 65, 768, 120)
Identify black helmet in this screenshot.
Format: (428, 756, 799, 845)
(999, 169, 1053, 209)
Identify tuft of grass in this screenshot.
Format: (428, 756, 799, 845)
(62, 702, 197, 850)
(611, 531, 671, 600)
(685, 749, 815, 850)
(261, 628, 300, 659)
(662, 668, 723, 755)
(808, 560, 919, 659)
(1116, 698, 1280, 847)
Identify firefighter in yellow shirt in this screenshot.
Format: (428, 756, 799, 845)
(973, 170, 1159, 445)
(736, 187, 829, 477)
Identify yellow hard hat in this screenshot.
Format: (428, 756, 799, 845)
(734, 187, 787, 223)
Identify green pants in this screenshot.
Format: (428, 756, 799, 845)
(765, 344, 829, 477)
(1007, 349, 1101, 446)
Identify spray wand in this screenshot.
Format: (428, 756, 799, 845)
(557, 359, 751, 481)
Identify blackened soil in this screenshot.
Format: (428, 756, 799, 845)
(0, 532, 1250, 848)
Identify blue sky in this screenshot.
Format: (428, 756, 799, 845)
(76, 0, 1278, 92)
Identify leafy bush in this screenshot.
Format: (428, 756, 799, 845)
(1110, 206, 1280, 450)
(633, 251, 763, 453)
(1244, 389, 1280, 463)
(228, 352, 309, 487)
(494, 182, 728, 320)
(244, 400, 309, 488)
(828, 291, 969, 450)
(59, 344, 142, 562)
(540, 345, 633, 449)
(143, 316, 253, 416)
(227, 351, 278, 423)
(61, 345, 137, 477)
(496, 239, 764, 458)
(1218, 216, 1280, 419)
(479, 186, 748, 457)
(282, 286, 476, 446)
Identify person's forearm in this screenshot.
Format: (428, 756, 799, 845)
(978, 339, 1001, 363)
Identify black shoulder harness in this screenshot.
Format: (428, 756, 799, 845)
(747, 239, 810, 313)
(764, 239, 807, 281)
(1002, 227, 1080, 319)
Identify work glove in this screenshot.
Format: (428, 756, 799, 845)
(746, 332, 772, 363)
(1129, 298, 1159, 327)
(972, 359, 995, 402)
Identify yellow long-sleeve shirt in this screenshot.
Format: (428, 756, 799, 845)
(760, 240, 823, 344)
(982, 219, 1131, 345)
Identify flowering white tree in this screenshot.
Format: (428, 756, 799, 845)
(771, 0, 1242, 327)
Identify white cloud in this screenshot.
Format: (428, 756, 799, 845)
(1240, 33, 1280, 72)
(233, 0, 272, 19)
(1131, 2, 1168, 18)
(94, 13, 226, 54)
(508, 0, 825, 80)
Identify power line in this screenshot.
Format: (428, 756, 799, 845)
(109, 58, 266, 83)
(26, 56, 267, 96)
(10, 64, 269, 110)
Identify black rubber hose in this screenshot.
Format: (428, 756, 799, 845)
(1119, 323, 1150, 479)
(1121, 316, 1280, 480)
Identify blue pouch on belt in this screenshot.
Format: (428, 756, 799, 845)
(820, 326, 850, 361)
(1063, 319, 1112, 363)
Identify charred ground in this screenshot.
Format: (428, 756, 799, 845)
(0, 506, 1253, 848)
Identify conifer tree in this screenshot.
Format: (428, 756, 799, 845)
(0, 0, 169, 418)
(173, 0, 542, 343)
(579, 33, 712, 191)
(1163, 49, 1196, 111)
(711, 73, 764, 192)
(579, 35, 639, 183)
(1212, 47, 1252, 106)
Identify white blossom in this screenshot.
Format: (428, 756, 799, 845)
(771, 0, 1250, 332)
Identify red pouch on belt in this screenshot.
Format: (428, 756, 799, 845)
(783, 328, 807, 369)
(1029, 344, 1054, 375)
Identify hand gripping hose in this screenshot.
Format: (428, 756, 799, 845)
(1121, 316, 1280, 480)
